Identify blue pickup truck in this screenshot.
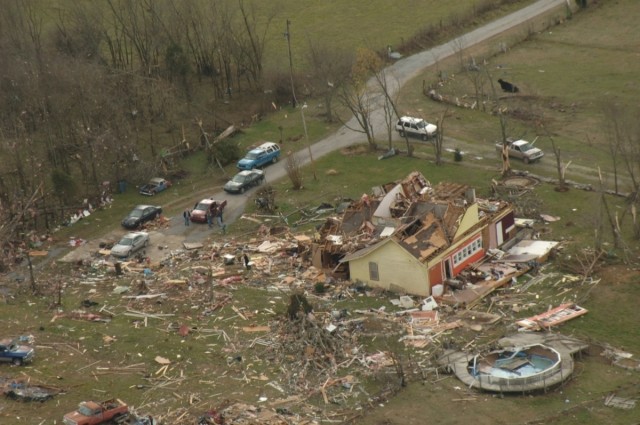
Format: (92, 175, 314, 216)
(236, 142, 281, 170)
(0, 338, 35, 366)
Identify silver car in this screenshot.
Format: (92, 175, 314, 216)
(110, 232, 149, 258)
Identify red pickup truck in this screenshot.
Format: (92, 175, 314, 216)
(63, 398, 129, 425)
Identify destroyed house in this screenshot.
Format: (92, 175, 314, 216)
(338, 175, 516, 296)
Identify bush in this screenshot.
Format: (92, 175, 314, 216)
(210, 139, 241, 166)
(454, 148, 463, 162)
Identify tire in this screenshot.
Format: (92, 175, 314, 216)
(13, 358, 23, 366)
(240, 186, 245, 194)
(399, 130, 405, 137)
(422, 134, 428, 141)
(272, 156, 278, 164)
(523, 157, 530, 164)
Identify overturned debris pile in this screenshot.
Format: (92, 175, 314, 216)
(1, 377, 63, 402)
(275, 296, 348, 388)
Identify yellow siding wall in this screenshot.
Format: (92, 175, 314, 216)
(453, 203, 479, 239)
(349, 240, 430, 296)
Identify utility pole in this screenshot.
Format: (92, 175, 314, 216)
(301, 104, 317, 180)
(285, 19, 297, 108)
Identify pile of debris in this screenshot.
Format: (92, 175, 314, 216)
(15, 170, 617, 423)
(1, 377, 63, 402)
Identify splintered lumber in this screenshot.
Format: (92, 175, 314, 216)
(604, 394, 636, 409)
(28, 250, 49, 256)
(122, 293, 166, 300)
(124, 310, 174, 320)
(165, 278, 189, 285)
(516, 303, 588, 330)
(155, 356, 172, 365)
(232, 305, 248, 320)
(242, 326, 270, 332)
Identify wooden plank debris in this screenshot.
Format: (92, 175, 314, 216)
(604, 393, 636, 410)
(28, 250, 49, 256)
(242, 326, 270, 332)
(516, 303, 588, 331)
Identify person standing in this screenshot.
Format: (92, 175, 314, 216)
(215, 207, 226, 234)
(183, 209, 191, 226)
(206, 208, 213, 228)
(218, 200, 227, 223)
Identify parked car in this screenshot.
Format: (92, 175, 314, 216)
(139, 177, 171, 196)
(121, 205, 162, 229)
(224, 169, 265, 194)
(236, 142, 281, 170)
(495, 139, 544, 163)
(0, 338, 35, 366)
(63, 398, 129, 425)
(110, 232, 149, 258)
(190, 198, 227, 223)
(395, 116, 438, 140)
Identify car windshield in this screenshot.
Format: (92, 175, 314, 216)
(129, 209, 144, 218)
(232, 175, 247, 183)
(245, 151, 261, 160)
(195, 203, 209, 211)
(118, 237, 134, 246)
(78, 405, 95, 416)
(415, 120, 427, 128)
(515, 142, 534, 151)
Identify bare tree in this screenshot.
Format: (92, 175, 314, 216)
(597, 168, 625, 253)
(285, 151, 303, 190)
(466, 57, 487, 112)
(234, 0, 272, 91)
(336, 48, 391, 151)
(543, 127, 570, 190)
(486, 70, 511, 176)
(337, 82, 377, 150)
(306, 39, 353, 123)
(105, 0, 172, 76)
(371, 68, 402, 151)
(433, 108, 449, 165)
(54, 3, 104, 61)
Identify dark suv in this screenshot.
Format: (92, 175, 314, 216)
(0, 338, 35, 366)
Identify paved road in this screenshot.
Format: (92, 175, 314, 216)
(60, 0, 567, 263)
(231, 0, 567, 220)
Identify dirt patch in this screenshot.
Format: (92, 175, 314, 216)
(341, 144, 372, 156)
(595, 264, 639, 286)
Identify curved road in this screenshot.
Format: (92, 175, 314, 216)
(61, 0, 567, 263)
(228, 0, 568, 222)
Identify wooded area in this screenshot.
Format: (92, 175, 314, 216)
(0, 0, 295, 270)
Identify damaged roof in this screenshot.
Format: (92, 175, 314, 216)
(329, 171, 513, 264)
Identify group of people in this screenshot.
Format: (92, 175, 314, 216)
(183, 205, 227, 234)
(206, 205, 225, 233)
